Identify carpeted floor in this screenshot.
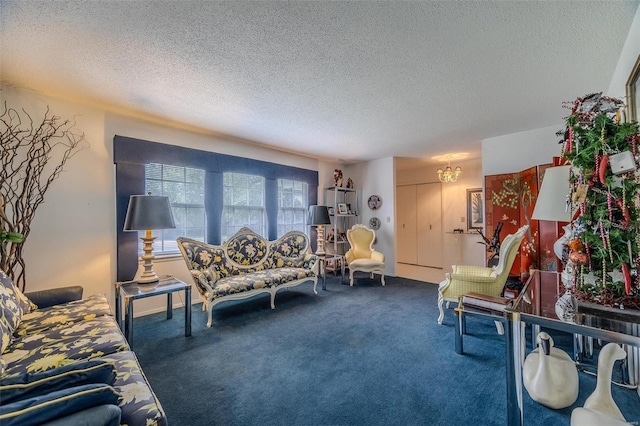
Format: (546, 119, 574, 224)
(133, 274, 640, 425)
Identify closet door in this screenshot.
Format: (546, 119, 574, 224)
(396, 185, 417, 264)
(416, 183, 443, 268)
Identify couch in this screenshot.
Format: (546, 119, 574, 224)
(0, 270, 166, 426)
(177, 227, 318, 328)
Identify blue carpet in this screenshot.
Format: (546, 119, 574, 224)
(132, 274, 640, 425)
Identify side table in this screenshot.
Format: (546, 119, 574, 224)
(115, 275, 191, 346)
(317, 254, 346, 290)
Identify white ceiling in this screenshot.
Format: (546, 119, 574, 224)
(1, 1, 638, 166)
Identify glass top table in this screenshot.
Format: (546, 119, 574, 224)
(504, 270, 640, 425)
(115, 275, 192, 346)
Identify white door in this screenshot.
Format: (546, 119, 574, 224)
(417, 183, 443, 268)
(396, 185, 417, 264)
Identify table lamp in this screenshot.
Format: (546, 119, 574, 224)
(531, 165, 574, 321)
(308, 205, 331, 256)
(124, 194, 176, 284)
(532, 165, 573, 259)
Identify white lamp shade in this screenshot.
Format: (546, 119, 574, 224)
(532, 166, 572, 222)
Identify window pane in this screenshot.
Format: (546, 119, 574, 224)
(163, 165, 184, 181)
(186, 183, 204, 204)
(144, 163, 206, 254)
(164, 181, 185, 204)
(222, 172, 266, 240)
(276, 179, 308, 237)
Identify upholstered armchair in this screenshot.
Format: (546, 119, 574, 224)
(345, 224, 385, 286)
(437, 225, 529, 324)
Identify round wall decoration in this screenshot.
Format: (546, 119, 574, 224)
(369, 217, 381, 230)
(368, 195, 382, 210)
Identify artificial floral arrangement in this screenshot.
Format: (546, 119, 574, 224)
(559, 92, 640, 310)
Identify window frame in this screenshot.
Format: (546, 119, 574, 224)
(221, 172, 267, 241)
(143, 163, 206, 256)
(277, 178, 309, 237)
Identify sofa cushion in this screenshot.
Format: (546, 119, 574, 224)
(0, 270, 37, 314)
(225, 229, 269, 268)
(268, 231, 309, 268)
(0, 383, 121, 426)
(99, 351, 168, 426)
(0, 359, 117, 404)
(2, 316, 129, 378)
(14, 293, 112, 338)
(0, 276, 23, 354)
(42, 404, 121, 426)
(211, 267, 315, 299)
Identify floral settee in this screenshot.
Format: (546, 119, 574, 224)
(0, 270, 166, 426)
(177, 227, 318, 328)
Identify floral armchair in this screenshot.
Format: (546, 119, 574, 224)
(345, 224, 385, 286)
(437, 225, 529, 324)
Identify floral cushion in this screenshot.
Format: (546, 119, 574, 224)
(0, 359, 117, 404)
(0, 279, 22, 351)
(0, 382, 121, 426)
(268, 231, 309, 268)
(225, 229, 269, 268)
(2, 316, 129, 378)
(99, 351, 167, 426)
(14, 294, 112, 338)
(0, 270, 37, 314)
(210, 267, 316, 299)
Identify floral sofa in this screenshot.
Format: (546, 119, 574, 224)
(177, 227, 318, 328)
(0, 270, 166, 426)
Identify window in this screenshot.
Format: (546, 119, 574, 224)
(221, 172, 266, 241)
(277, 179, 308, 237)
(144, 163, 206, 254)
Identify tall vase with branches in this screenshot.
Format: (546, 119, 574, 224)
(0, 101, 87, 290)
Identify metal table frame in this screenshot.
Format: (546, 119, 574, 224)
(504, 270, 640, 426)
(317, 254, 346, 290)
(115, 275, 192, 346)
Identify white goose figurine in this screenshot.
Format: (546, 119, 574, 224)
(523, 332, 579, 409)
(571, 343, 630, 426)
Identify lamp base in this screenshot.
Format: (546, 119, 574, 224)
(137, 233, 159, 285)
(137, 273, 160, 284)
(315, 225, 326, 256)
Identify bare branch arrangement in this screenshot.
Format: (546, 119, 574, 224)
(0, 101, 88, 290)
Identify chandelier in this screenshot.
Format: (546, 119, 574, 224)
(437, 160, 462, 183)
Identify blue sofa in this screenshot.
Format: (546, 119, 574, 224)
(0, 270, 166, 425)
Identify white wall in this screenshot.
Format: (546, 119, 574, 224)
(608, 4, 640, 100)
(482, 124, 561, 176)
(345, 158, 396, 276)
(2, 84, 329, 316)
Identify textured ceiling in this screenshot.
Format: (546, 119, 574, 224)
(1, 1, 638, 165)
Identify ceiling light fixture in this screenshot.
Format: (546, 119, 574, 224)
(437, 159, 462, 183)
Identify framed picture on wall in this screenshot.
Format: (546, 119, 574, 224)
(467, 188, 484, 230)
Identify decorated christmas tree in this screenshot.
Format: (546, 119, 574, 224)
(560, 93, 640, 310)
